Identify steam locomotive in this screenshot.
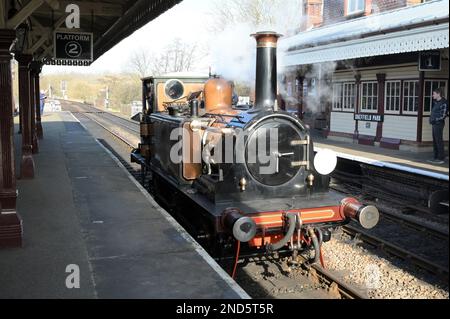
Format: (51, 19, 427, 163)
(131, 32, 379, 262)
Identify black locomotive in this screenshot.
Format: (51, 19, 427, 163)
(132, 32, 379, 262)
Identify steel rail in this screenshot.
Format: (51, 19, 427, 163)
(77, 112, 135, 149)
(93, 112, 140, 134)
(297, 255, 367, 299)
(69, 102, 140, 134)
(376, 210, 448, 240)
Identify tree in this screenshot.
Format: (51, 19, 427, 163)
(150, 38, 198, 76)
(128, 50, 152, 78)
(209, 0, 303, 34)
(127, 38, 199, 78)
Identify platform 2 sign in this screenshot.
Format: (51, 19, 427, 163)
(354, 114, 384, 122)
(54, 31, 93, 61)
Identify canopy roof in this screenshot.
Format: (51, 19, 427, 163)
(2, 0, 182, 64)
(280, 0, 449, 66)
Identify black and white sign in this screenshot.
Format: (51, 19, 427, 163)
(354, 114, 384, 122)
(54, 31, 93, 61)
(419, 51, 441, 71)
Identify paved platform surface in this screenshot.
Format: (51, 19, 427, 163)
(0, 112, 247, 299)
(313, 133, 448, 176)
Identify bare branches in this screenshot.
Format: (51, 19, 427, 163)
(150, 38, 198, 75)
(127, 38, 198, 77)
(128, 50, 152, 78)
(209, 0, 304, 33)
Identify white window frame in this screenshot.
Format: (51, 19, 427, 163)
(295, 78, 301, 94)
(346, 0, 365, 15)
(384, 80, 401, 114)
(332, 82, 343, 111)
(423, 80, 448, 115)
(402, 80, 419, 115)
(287, 81, 293, 97)
(360, 81, 378, 113)
(342, 82, 356, 111)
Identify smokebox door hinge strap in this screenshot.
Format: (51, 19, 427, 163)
(290, 136, 310, 170)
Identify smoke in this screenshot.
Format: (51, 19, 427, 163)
(303, 61, 337, 114)
(209, 23, 256, 84)
(208, 0, 306, 85)
(275, 59, 339, 116)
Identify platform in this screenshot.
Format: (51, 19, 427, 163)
(0, 112, 248, 299)
(313, 133, 449, 179)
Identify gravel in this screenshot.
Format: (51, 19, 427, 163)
(322, 231, 449, 299)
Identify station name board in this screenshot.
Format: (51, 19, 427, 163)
(54, 31, 93, 61)
(354, 114, 384, 122)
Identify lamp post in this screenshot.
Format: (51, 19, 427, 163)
(31, 61, 44, 139)
(61, 80, 67, 100)
(13, 23, 28, 53)
(105, 86, 109, 109)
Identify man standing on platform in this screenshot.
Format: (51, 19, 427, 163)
(428, 87, 448, 165)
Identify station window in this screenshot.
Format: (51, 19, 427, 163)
(403, 80, 419, 114)
(287, 81, 293, 97)
(332, 83, 343, 111)
(385, 81, 401, 114)
(424, 80, 447, 114)
(343, 83, 356, 111)
(361, 82, 378, 112)
(346, 0, 365, 15)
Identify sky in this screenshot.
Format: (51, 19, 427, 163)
(42, 0, 214, 75)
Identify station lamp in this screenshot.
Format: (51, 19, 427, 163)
(13, 23, 29, 54)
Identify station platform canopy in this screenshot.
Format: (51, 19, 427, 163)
(279, 0, 449, 66)
(3, 0, 182, 64)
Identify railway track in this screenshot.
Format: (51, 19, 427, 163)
(332, 164, 449, 216)
(233, 254, 367, 299)
(65, 101, 139, 149)
(80, 112, 136, 149)
(331, 183, 448, 239)
(301, 257, 367, 299)
(93, 111, 140, 134)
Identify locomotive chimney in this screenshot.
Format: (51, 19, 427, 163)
(251, 31, 282, 111)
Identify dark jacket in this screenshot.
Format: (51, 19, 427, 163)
(430, 98, 448, 125)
